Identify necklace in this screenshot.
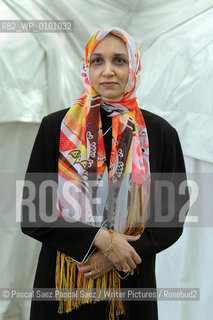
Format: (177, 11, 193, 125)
(103, 125, 112, 136)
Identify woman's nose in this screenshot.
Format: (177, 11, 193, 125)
(102, 62, 114, 76)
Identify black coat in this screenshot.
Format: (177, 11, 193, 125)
(21, 107, 188, 320)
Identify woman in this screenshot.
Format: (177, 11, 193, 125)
(22, 26, 189, 320)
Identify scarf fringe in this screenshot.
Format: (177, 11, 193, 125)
(55, 251, 125, 320)
(124, 183, 147, 235)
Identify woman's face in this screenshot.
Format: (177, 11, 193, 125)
(89, 34, 129, 100)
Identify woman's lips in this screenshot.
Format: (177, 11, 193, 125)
(101, 82, 117, 87)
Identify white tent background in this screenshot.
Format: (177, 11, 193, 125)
(0, 0, 213, 319)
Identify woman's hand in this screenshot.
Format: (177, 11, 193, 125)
(77, 251, 114, 280)
(94, 229, 142, 272)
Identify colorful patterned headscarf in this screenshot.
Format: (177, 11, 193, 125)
(82, 27, 141, 101)
(55, 26, 151, 320)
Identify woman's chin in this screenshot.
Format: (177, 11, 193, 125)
(100, 92, 122, 100)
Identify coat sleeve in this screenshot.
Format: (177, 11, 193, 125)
(21, 115, 102, 263)
(131, 127, 189, 259)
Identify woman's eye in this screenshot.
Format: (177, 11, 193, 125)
(91, 58, 102, 65)
(114, 57, 126, 65)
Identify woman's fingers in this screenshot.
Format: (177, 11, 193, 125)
(112, 255, 136, 271)
(126, 257, 137, 270)
(78, 232, 142, 280)
(132, 249, 142, 265)
(93, 230, 142, 272)
(82, 252, 114, 279)
(79, 249, 139, 280)
(119, 234, 142, 265)
(77, 264, 91, 273)
(106, 235, 142, 269)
